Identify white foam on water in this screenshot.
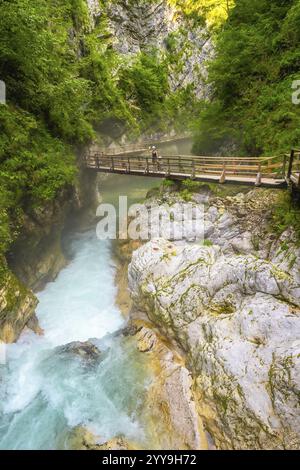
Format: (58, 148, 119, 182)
(37, 231, 124, 347)
(0, 229, 148, 450)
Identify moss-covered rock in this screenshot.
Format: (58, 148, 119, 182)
(0, 267, 38, 343)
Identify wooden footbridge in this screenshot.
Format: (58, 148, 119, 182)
(85, 143, 300, 190)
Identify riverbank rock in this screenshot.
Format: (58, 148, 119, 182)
(68, 426, 138, 450)
(56, 341, 101, 362)
(124, 319, 207, 450)
(128, 188, 300, 449)
(0, 269, 38, 343)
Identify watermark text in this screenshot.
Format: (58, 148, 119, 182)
(0, 80, 6, 105)
(96, 196, 205, 242)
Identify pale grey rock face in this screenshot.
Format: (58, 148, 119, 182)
(131, 200, 206, 242)
(85, 0, 102, 30)
(97, 0, 214, 98)
(128, 191, 300, 449)
(86, 0, 101, 18)
(106, 0, 178, 55)
(135, 326, 205, 449)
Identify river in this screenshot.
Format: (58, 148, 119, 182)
(0, 140, 192, 450)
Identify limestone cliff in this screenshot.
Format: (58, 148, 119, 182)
(128, 188, 300, 449)
(87, 0, 213, 99)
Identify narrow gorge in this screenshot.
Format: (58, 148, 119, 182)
(0, 0, 300, 453)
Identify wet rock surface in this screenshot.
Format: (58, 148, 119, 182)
(56, 341, 101, 362)
(121, 319, 208, 450)
(0, 270, 38, 343)
(68, 426, 138, 450)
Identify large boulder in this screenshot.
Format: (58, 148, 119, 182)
(56, 341, 101, 362)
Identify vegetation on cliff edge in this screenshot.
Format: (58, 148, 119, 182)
(192, 0, 300, 156)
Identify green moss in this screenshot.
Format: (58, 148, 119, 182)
(180, 189, 193, 202)
(0, 258, 9, 288)
(181, 179, 202, 192)
(202, 239, 213, 247)
(163, 179, 176, 188)
(288, 254, 297, 270)
(211, 301, 236, 316)
(213, 391, 230, 414)
(251, 236, 260, 252)
(271, 265, 291, 282)
(0, 267, 37, 343)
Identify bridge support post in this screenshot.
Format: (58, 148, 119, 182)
(255, 163, 262, 186)
(287, 149, 295, 182)
(179, 156, 182, 172)
(219, 164, 226, 184)
(282, 154, 287, 179)
(165, 158, 170, 177)
(255, 173, 262, 187)
(191, 160, 196, 180)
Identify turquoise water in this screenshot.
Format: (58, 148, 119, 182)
(0, 231, 150, 449)
(0, 143, 191, 450)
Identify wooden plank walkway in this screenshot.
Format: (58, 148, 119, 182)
(85, 147, 300, 190)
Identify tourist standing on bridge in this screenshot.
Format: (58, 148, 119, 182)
(152, 146, 158, 165)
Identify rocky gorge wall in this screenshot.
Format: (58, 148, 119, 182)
(88, 0, 213, 99)
(0, 163, 99, 344)
(127, 186, 300, 449)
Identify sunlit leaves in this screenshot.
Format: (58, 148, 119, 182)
(169, 0, 235, 28)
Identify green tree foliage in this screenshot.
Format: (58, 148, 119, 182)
(119, 52, 170, 130)
(0, 0, 93, 255)
(0, 0, 201, 263)
(193, 0, 300, 156)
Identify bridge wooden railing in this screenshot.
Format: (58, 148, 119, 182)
(85, 151, 289, 187)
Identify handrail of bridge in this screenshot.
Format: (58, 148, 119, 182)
(86, 151, 288, 185)
(87, 152, 285, 164)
